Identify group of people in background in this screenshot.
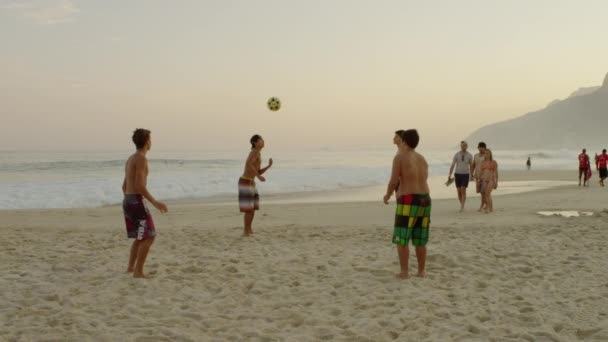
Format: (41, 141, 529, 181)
(580, 148, 608, 187)
(447, 141, 498, 213)
(445, 144, 608, 213)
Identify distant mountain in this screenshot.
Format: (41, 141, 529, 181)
(466, 73, 608, 150)
(569, 86, 601, 98)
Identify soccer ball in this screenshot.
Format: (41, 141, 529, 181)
(267, 97, 281, 111)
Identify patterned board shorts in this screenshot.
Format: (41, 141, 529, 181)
(238, 177, 259, 213)
(123, 194, 156, 240)
(393, 194, 431, 247)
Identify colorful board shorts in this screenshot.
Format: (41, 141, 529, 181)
(393, 194, 431, 246)
(122, 194, 156, 240)
(238, 177, 259, 212)
(454, 173, 470, 188)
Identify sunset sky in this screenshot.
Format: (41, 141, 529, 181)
(1, 0, 607, 151)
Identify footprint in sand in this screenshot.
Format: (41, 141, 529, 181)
(476, 281, 488, 289)
(553, 323, 564, 333)
(566, 296, 607, 339)
(477, 315, 490, 323)
(468, 324, 481, 334)
(516, 266, 533, 274)
(181, 312, 202, 320)
(43, 294, 60, 302)
(354, 267, 393, 277)
(328, 307, 341, 316)
(387, 331, 399, 340)
(225, 266, 239, 274)
(519, 307, 535, 314)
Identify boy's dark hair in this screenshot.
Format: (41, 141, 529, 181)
(400, 129, 419, 149)
(395, 130, 405, 136)
(250, 134, 262, 149)
(478, 142, 487, 148)
(603, 149, 607, 153)
(132, 128, 151, 149)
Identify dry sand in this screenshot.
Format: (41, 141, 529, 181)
(1, 170, 607, 341)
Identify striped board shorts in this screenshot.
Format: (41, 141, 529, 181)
(393, 193, 431, 246)
(238, 177, 259, 213)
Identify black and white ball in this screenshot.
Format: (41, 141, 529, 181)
(267, 97, 281, 111)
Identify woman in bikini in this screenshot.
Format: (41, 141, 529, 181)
(479, 149, 498, 213)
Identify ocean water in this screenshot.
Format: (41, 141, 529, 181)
(0, 149, 578, 209)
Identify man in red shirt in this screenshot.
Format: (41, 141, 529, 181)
(578, 149, 590, 187)
(596, 149, 608, 187)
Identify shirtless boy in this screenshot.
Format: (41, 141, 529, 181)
(122, 129, 168, 278)
(383, 129, 431, 279)
(239, 135, 273, 236)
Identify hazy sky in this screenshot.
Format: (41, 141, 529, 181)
(1, 0, 607, 151)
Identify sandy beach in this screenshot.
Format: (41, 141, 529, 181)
(1, 170, 607, 341)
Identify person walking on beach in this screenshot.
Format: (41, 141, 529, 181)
(479, 149, 498, 213)
(471, 142, 487, 211)
(526, 157, 531, 170)
(447, 141, 473, 212)
(239, 135, 272, 237)
(384, 129, 431, 279)
(578, 149, 590, 187)
(122, 128, 168, 278)
(596, 149, 608, 187)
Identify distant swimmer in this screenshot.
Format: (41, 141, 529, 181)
(526, 157, 531, 171)
(122, 128, 168, 278)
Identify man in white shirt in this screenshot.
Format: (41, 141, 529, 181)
(448, 141, 473, 212)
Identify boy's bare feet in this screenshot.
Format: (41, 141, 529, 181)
(416, 271, 426, 278)
(126, 268, 134, 273)
(396, 272, 409, 279)
(133, 272, 150, 279)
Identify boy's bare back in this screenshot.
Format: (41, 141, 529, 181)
(394, 150, 429, 195)
(124, 153, 148, 195)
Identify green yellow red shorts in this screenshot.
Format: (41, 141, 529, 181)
(393, 194, 431, 246)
